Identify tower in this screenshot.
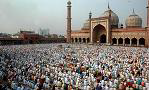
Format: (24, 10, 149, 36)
(147, 0, 149, 47)
(67, 0, 72, 43)
(89, 12, 92, 43)
(147, 0, 149, 28)
(108, 3, 112, 45)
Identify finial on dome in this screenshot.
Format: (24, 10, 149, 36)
(108, 2, 110, 10)
(67, 0, 71, 5)
(132, 8, 135, 14)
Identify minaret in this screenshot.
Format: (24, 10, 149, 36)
(147, 0, 149, 48)
(89, 11, 92, 43)
(108, 3, 112, 45)
(67, 0, 72, 43)
(147, 0, 149, 28)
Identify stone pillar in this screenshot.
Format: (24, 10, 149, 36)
(74, 38, 76, 43)
(137, 40, 139, 46)
(89, 12, 92, 43)
(77, 38, 78, 43)
(81, 38, 83, 43)
(67, 1, 72, 43)
(123, 39, 125, 46)
(130, 39, 132, 46)
(72, 38, 74, 43)
(86, 38, 88, 43)
(117, 39, 119, 45)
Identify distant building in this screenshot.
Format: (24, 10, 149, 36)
(0, 30, 66, 45)
(39, 28, 49, 36)
(50, 34, 58, 38)
(0, 33, 11, 38)
(58, 35, 65, 38)
(19, 30, 44, 44)
(20, 30, 35, 34)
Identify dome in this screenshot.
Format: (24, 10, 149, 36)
(125, 10, 142, 28)
(101, 9, 119, 26)
(82, 21, 89, 29)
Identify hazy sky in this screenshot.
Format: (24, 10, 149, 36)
(0, 0, 147, 35)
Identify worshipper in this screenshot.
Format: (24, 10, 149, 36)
(0, 44, 149, 90)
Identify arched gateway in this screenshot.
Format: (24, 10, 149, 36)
(92, 24, 107, 43)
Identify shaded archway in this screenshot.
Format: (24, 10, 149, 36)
(0, 41, 2, 45)
(29, 40, 33, 44)
(92, 24, 106, 43)
(125, 38, 130, 45)
(75, 38, 78, 43)
(139, 38, 145, 46)
(118, 38, 123, 45)
(132, 38, 137, 46)
(87, 38, 90, 43)
(100, 34, 106, 43)
(83, 38, 86, 43)
(79, 38, 81, 43)
(112, 38, 117, 45)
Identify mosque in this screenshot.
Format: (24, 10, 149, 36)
(66, 0, 149, 47)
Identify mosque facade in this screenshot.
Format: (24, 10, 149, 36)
(66, 0, 149, 47)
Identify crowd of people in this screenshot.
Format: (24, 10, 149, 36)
(0, 43, 149, 90)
